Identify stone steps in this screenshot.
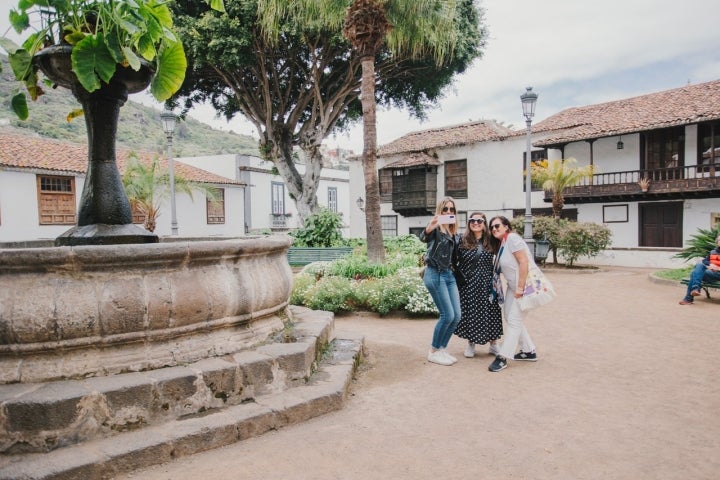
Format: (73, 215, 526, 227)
(0, 307, 364, 480)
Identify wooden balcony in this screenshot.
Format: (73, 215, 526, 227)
(549, 163, 720, 204)
(391, 169, 438, 216)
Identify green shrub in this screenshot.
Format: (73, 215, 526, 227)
(358, 267, 423, 314)
(304, 276, 355, 312)
(290, 273, 316, 305)
(328, 255, 394, 279)
(383, 234, 426, 257)
(510, 216, 611, 267)
(406, 290, 440, 316)
(288, 235, 446, 315)
(555, 221, 612, 267)
(300, 261, 332, 278)
(290, 208, 344, 247)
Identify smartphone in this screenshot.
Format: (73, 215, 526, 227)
(438, 214, 456, 225)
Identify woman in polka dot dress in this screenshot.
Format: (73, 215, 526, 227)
(454, 211, 503, 358)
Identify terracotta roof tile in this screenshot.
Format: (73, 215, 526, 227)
(383, 152, 442, 168)
(0, 131, 244, 185)
(533, 79, 720, 146)
(378, 120, 515, 156)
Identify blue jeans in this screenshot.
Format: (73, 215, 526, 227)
(684, 263, 720, 301)
(424, 266, 461, 349)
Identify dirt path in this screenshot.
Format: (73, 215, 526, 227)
(116, 268, 720, 480)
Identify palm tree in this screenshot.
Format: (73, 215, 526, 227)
(198, 0, 478, 261)
(342, 0, 460, 263)
(122, 155, 218, 232)
(342, 0, 391, 263)
(531, 158, 594, 218)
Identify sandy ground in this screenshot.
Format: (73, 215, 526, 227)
(116, 267, 720, 480)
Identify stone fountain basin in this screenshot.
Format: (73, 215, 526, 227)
(0, 236, 293, 384)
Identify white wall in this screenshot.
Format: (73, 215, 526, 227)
(348, 124, 719, 268)
(0, 168, 245, 243)
(352, 135, 548, 237)
(150, 184, 246, 238)
(178, 154, 350, 235)
(0, 170, 72, 242)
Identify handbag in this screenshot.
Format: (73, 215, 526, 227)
(453, 267, 466, 287)
(451, 237, 466, 287)
(517, 267, 556, 312)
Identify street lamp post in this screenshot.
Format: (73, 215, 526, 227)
(160, 110, 178, 236)
(521, 86, 538, 257)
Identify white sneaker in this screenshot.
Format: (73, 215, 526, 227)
(489, 343, 500, 356)
(442, 349, 458, 363)
(427, 350, 453, 366)
(464, 342, 475, 358)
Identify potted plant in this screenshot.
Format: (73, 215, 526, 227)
(1, 0, 223, 119)
(0, 0, 224, 245)
(638, 176, 651, 192)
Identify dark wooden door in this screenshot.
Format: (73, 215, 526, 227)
(639, 202, 683, 247)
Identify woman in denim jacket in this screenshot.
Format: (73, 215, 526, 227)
(420, 197, 461, 366)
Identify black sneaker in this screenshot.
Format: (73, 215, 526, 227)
(514, 351, 537, 362)
(488, 356, 507, 372)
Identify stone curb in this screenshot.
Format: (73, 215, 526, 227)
(0, 334, 364, 480)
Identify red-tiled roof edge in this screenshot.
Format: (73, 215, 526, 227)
(532, 79, 720, 146)
(378, 119, 515, 156)
(0, 131, 245, 186)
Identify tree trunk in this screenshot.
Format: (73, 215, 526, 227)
(360, 56, 385, 264)
(552, 191, 565, 219)
(266, 134, 321, 225)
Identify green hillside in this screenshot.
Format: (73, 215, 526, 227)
(0, 55, 259, 158)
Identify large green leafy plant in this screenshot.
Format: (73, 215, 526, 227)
(673, 226, 720, 262)
(1, 0, 224, 120)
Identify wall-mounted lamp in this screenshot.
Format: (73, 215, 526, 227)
(617, 136, 624, 150)
(356, 197, 365, 212)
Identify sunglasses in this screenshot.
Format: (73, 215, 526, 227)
(490, 223, 504, 230)
(468, 218, 485, 225)
(442, 207, 456, 213)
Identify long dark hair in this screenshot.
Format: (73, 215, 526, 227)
(461, 211, 491, 251)
(487, 215, 512, 254)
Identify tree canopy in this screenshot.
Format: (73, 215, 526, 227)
(170, 0, 487, 223)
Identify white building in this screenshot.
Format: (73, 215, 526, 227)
(178, 153, 351, 235)
(350, 80, 720, 268)
(0, 130, 246, 243)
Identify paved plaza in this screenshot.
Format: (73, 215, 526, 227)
(117, 267, 719, 480)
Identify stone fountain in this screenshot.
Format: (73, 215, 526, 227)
(0, 236, 294, 385)
(0, 40, 362, 480)
(0, 42, 347, 474)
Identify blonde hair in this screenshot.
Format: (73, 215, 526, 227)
(435, 197, 458, 236)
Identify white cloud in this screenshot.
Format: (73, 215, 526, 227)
(3, 0, 719, 154)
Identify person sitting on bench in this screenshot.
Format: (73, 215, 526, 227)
(679, 233, 720, 305)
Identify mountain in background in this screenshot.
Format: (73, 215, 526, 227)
(0, 54, 259, 158)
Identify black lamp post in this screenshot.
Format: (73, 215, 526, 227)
(521, 86, 538, 256)
(160, 110, 178, 236)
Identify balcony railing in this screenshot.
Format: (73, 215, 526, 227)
(553, 163, 720, 203)
(270, 214, 291, 230)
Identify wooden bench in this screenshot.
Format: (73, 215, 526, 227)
(680, 278, 720, 299)
(287, 246, 354, 266)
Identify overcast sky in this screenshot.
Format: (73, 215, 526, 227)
(3, 0, 720, 154)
